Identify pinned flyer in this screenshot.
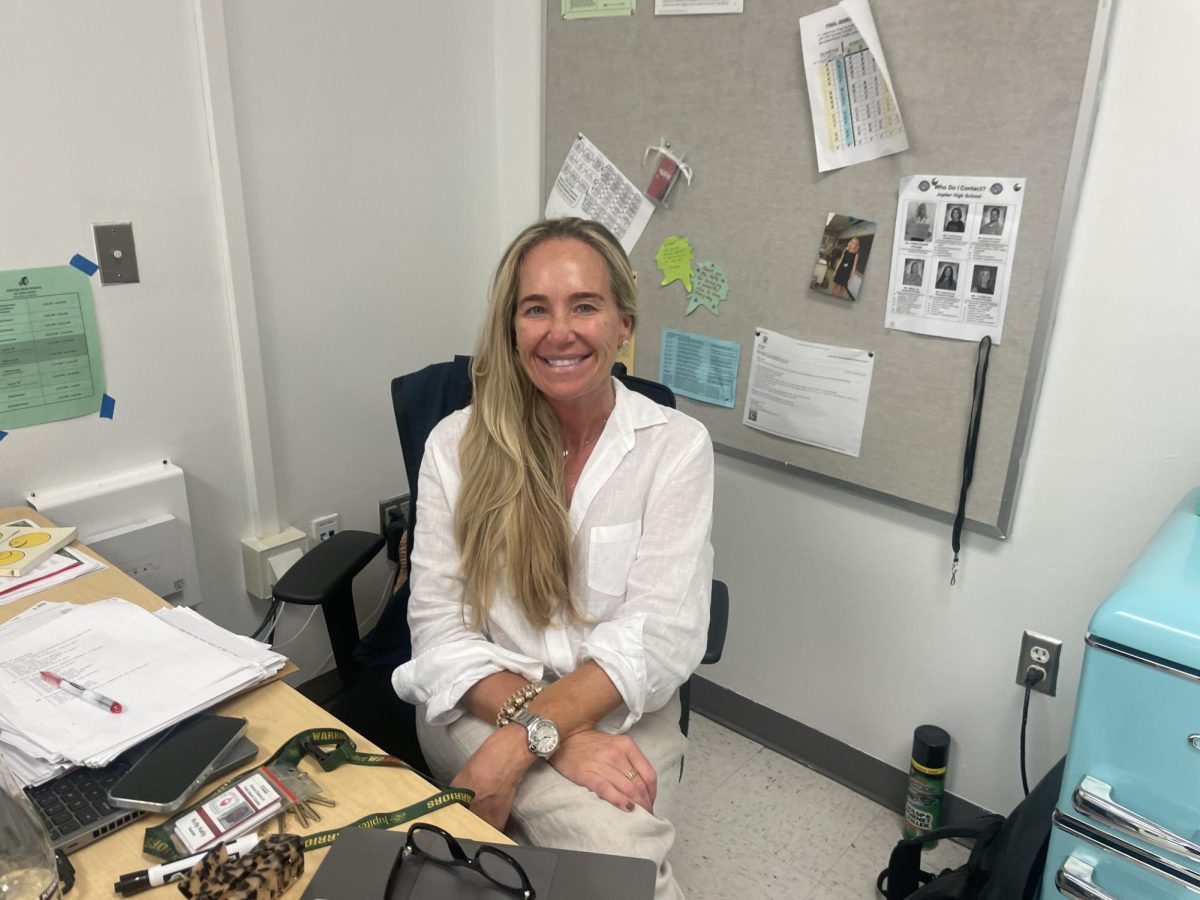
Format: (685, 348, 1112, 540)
(884, 175, 1026, 344)
(686, 261, 729, 316)
(799, 0, 907, 172)
(743, 329, 874, 457)
(656, 235, 695, 291)
(545, 134, 654, 254)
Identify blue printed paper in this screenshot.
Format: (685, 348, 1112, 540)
(659, 328, 741, 408)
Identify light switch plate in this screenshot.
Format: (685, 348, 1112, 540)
(93, 222, 140, 285)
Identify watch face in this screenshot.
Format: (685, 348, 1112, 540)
(529, 719, 559, 755)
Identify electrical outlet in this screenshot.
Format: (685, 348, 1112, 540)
(378, 493, 410, 535)
(1015, 630, 1063, 696)
(311, 513, 339, 543)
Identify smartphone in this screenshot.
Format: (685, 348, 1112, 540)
(208, 735, 259, 780)
(107, 714, 249, 813)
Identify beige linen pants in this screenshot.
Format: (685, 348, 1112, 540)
(417, 694, 688, 900)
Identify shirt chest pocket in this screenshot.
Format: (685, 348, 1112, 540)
(587, 521, 642, 596)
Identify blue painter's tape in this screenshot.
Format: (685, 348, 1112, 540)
(0, 431, 7, 442)
(99, 394, 116, 419)
(70, 254, 99, 276)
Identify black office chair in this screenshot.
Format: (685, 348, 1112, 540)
(276, 358, 728, 771)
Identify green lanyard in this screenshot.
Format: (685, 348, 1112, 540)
(142, 728, 474, 862)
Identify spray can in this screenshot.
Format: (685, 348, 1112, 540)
(903, 725, 950, 843)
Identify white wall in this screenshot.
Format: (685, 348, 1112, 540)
(0, 2, 257, 633)
(0, 2, 540, 676)
(217, 1, 524, 671)
(695, 2, 1200, 814)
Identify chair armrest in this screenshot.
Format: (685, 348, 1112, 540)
(704, 580, 729, 665)
(272, 530, 384, 607)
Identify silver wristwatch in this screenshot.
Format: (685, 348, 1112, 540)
(510, 708, 560, 758)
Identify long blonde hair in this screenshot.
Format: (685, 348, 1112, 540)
(455, 218, 638, 629)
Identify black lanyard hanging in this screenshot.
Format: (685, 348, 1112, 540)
(951, 336, 992, 585)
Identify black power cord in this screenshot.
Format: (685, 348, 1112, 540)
(1020, 665, 1046, 796)
(250, 596, 281, 641)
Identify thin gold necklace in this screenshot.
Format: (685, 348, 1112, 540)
(563, 413, 611, 459)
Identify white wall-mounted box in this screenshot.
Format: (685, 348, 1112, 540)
(27, 461, 202, 607)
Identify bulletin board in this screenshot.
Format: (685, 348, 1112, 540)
(543, 0, 1113, 537)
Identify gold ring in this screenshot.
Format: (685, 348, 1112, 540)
(626, 769, 638, 781)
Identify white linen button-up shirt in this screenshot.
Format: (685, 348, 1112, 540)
(392, 379, 714, 734)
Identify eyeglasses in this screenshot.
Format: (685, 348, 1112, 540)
(392, 822, 536, 899)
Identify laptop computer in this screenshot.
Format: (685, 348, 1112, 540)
(24, 735, 258, 854)
(302, 824, 656, 900)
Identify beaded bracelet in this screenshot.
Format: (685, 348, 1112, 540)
(496, 681, 544, 727)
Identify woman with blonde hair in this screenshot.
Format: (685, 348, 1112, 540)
(393, 217, 713, 900)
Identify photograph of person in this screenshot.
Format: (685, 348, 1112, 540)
(809, 212, 877, 301)
(979, 206, 1006, 236)
(903, 201, 932, 242)
(934, 261, 959, 291)
(901, 258, 924, 287)
(392, 217, 714, 899)
(972, 264, 998, 295)
(943, 205, 967, 233)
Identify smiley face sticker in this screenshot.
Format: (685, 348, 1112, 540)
(8, 531, 51, 548)
(0, 550, 25, 566)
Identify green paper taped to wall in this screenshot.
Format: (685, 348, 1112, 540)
(0, 265, 107, 429)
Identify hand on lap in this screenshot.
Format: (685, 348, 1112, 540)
(550, 729, 657, 814)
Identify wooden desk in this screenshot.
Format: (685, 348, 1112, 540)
(0, 507, 505, 897)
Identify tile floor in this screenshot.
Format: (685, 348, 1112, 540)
(668, 714, 968, 899)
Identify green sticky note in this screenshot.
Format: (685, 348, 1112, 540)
(656, 235, 695, 292)
(562, 0, 635, 19)
(0, 265, 107, 430)
(686, 261, 729, 316)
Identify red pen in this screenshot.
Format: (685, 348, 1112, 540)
(40, 670, 124, 714)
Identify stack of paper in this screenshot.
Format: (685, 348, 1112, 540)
(0, 599, 287, 787)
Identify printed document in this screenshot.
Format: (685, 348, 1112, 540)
(799, 0, 907, 172)
(0, 265, 107, 430)
(545, 134, 654, 254)
(885, 175, 1025, 344)
(743, 329, 874, 457)
(658, 328, 740, 408)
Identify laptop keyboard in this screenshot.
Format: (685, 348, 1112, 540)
(24, 753, 147, 851)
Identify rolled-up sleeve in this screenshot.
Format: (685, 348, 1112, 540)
(580, 425, 714, 731)
(391, 416, 543, 725)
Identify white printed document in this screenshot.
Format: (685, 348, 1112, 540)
(545, 133, 654, 254)
(799, 0, 907, 172)
(885, 175, 1026, 344)
(743, 328, 874, 457)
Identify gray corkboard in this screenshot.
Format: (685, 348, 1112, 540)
(544, 1, 1112, 536)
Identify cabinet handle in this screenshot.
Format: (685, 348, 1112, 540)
(1074, 775, 1200, 864)
(1056, 856, 1119, 899)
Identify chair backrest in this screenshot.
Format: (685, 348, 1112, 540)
(389, 354, 474, 528)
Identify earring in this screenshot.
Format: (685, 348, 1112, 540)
(619, 339, 629, 349)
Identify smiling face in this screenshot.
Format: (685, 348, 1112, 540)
(513, 238, 632, 416)
(847, 237, 860, 252)
(950, 207, 963, 222)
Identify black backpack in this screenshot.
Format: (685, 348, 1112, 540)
(876, 757, 1065, 900)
